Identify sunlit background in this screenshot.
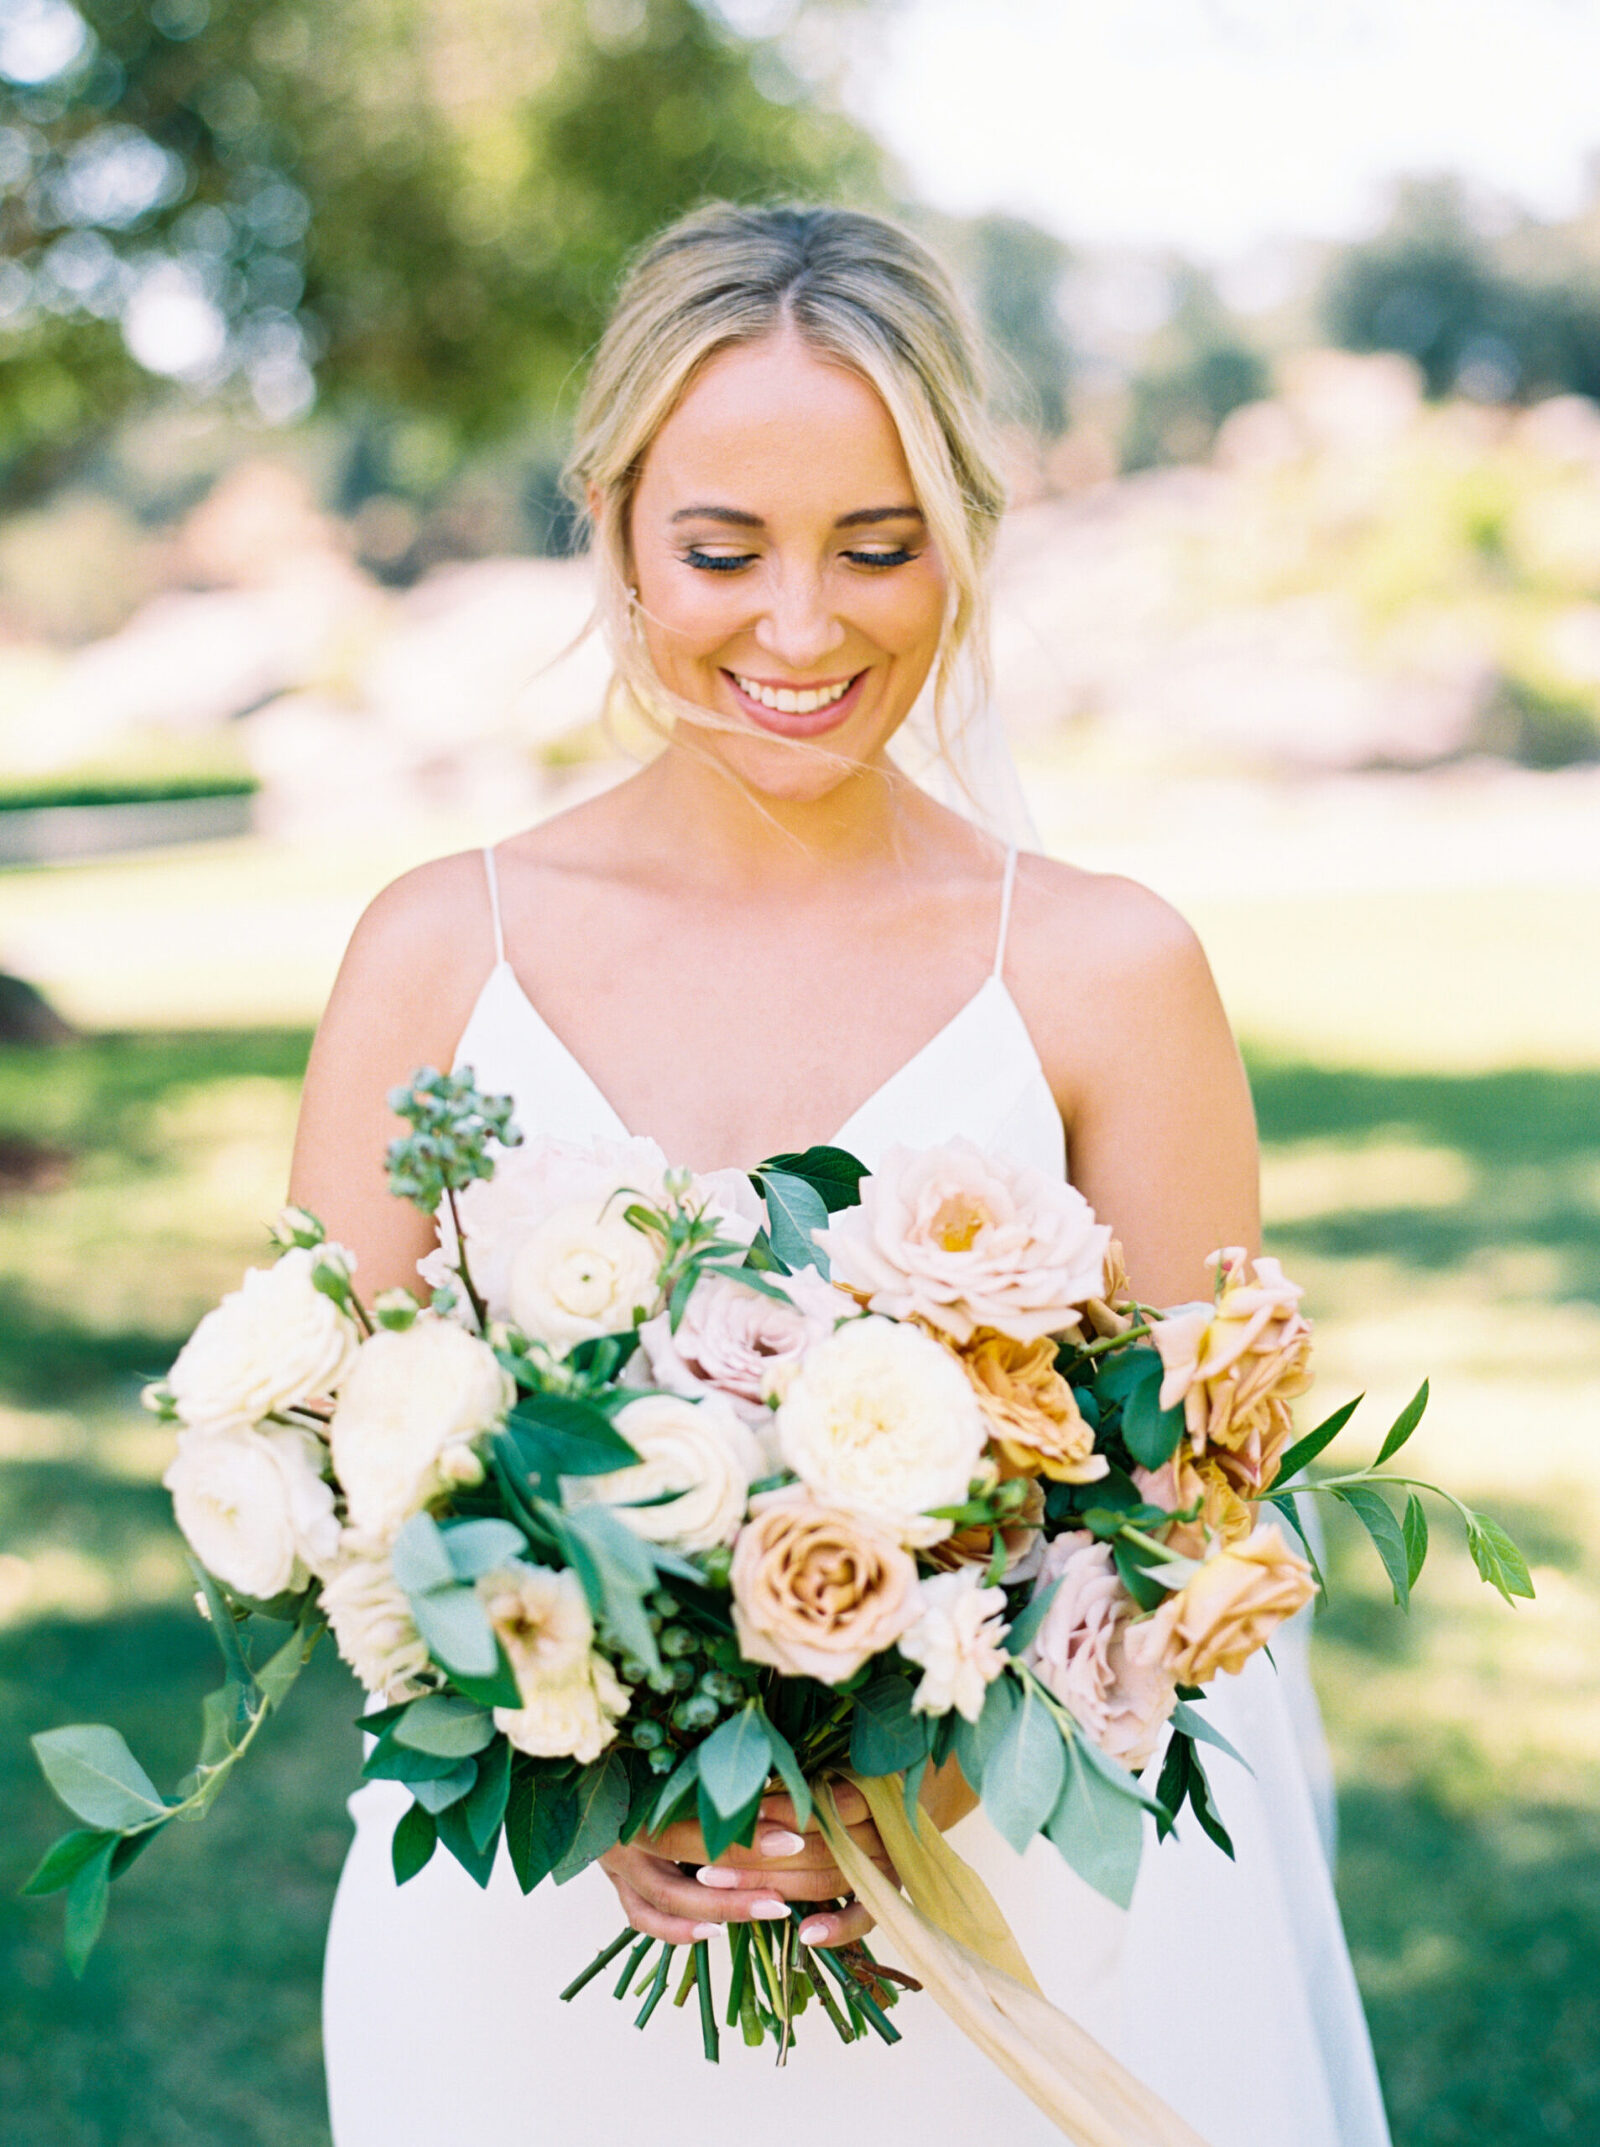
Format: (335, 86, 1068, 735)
(2, 2, 1597, 2141)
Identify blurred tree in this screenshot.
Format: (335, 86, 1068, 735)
(0, 0, 883, 494)
(1321, 175, 1600, 403)
(1120, 263, 1267, 469)
(966, 211, 1071, 435)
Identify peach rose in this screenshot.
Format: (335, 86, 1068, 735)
(1152, 1249, 1314, 1498)
(815, 1139, 1111, 1345)
(729, 1487, 920, 1685)
(1133, 1454, 1254, 1553)
(1025, 1532, 1177, 1770)
(956, 1329, 1107, 1484)
(1131, 1523, 1316, 1685)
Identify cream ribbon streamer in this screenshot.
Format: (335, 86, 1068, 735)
(816, 1775, 1213, 2147)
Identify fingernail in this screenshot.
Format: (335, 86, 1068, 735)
(692, 1923, 721, 1941)
(799, 1918, 829, 1945)
(757, 1828, 806, 1857)
(696, 1866, 742, 1889)
(750, 1899, 789, 1920)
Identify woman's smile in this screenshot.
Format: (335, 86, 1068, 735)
(721, 667, 869, 735)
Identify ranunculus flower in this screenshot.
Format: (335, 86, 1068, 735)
(637, 1266, 853, 1423)
(730, 1487, 920, 1684)
(1025, 1532, 1177, 1770)
(481, 1563, 630, 1764)
(506, 1200, 663, 1349)
(1152, 1250, 1314, 1498)
(776, 1316, 988, 1547)
(570, 1391, 762, 1553)
(816, 1139, 1111, 1345)
(1131, 1523, 1316, 1685)
(924, 1472, 1046, 1583)
(329, 1318, 512, 1536)
(165, 1423, 339, 1598)
(419, 1132, 764, 1324)
(899, 1568, 1011, 1722)
(955, 1329, 1108, 1484)
(319, 1535, 433, 1698)
(167, 1246, 361, 1437)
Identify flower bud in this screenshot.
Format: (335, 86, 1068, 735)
(270, 1206, 326, 1251)
(373, 1288, 420, 1331)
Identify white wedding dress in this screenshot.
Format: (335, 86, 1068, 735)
(323, 845, 1392, 2147)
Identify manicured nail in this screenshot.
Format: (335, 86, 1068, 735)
(750, 1899, 789, 1919)
(696, 1866, 742, 1889)
(757, 1828, 806, 1857)
(799, 1918, 829, 1945)
(692, 1923, 721, 1941)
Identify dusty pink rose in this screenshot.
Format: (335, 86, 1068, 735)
(1151, 1249, 1314, 1498)
(816, 1139, 1112, 1346)
(1131, 1523, 1316, 1685)
(729, 1487, 920, 1685)
(1024, 1531, 1177, 1770)
(637, 1266, 853, 1425)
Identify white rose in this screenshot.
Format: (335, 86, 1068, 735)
(815, 1140, 1112, 1345)
(320, 1536, 433, 1698)
(570, 1391, 762, 1553)
(776, 1316, 988, 1548)
(480, 1563, 630, 1763)
(167, 1246, 361, 1436)
(505, 1199, 662, 1349)
(495, 1661, 631, 1765)
(636, 1266, 853, 1424)
(899, 1568, 1012, 1723)
(329, 1317, 513, 1536)
(419, 1132, 764, 1322)
(165, 1423, 338, 1598)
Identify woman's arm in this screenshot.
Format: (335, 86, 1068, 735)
(288, 852, 490, 1299)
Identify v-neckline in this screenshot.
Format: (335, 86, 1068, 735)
(480, 959, 1016, 1155)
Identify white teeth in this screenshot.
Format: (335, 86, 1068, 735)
(734, 675, 853, 715)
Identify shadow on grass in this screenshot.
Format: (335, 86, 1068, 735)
(0, 1030, 313, 1156)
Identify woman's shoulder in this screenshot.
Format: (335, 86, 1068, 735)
(1012, 849, 1206, 979)
(346, 847, 496, 978)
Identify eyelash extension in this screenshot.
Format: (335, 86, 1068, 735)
(844, 546, 921, 569)
(682, 546, 923, 572)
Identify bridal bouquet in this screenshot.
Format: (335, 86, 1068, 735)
(25, 1070, 1531, 2081)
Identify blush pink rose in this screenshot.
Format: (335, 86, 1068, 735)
(1024, 1531, 1177, 1770)
(637, 1266, 853, 1426)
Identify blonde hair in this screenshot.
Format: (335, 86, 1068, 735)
(563, 202, 1007, 764)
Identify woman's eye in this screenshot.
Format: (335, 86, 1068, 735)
(844, 546, 920, 569)
(684, 547, 757, 572)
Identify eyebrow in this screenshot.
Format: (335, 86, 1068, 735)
(668, 504, 925, 528)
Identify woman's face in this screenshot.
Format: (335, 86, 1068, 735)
(626, 328, 949, 801)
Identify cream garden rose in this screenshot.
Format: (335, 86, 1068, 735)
(167, 1246, 361, 1437)
(506, 1200, 663, 1350)
(319, 1535, 433, 1698)
(1025, 1532, 1178, 1770)
(776, 1315, 987, 1547)
(330, 1317, 513, 1537)
(816, 1139, 1111, 1345)
(480, 1563, 629, 1764)
(570, 1391, 763, 1553)
(730, 1488, 920, 1684)
(165, 1422, 340, 1599)
(899, 1568, 1011, 1722)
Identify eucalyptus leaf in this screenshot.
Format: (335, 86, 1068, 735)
(760, 1170, 831, 1276)
(697, 1707, 774, 1820)
(409, 1760, 479, 1814)
(1169, 1701, 1251, 1775)
(390, 1799, 438, 1885)
(391, 1512, 456, 1596)
(410, 1585, 501, 1680)
(647, 1745, 702, 1834)
(554, 1755, 629, 1881)
(1264, 1490, 1326, 1596)
(441, 1518, 528, 1581)
(849, 1675, 931, 1777)
(32, 1725, 166, 1831)
(446, 1640, 525, 1713)
(362, 1725, 479, 1785)
(699, 1780, 765, 1864)
(1044, 1740, 1144, 1908)
(255, 1621, 315, 1710)
(393, 1693, 496, 1758)
(982, 1682, 1067, 1854)
(952, 1668, 1018, 1792)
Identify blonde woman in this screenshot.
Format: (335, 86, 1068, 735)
(299, 204, 1390, 2146)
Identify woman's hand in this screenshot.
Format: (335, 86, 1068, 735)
(597, 1782, 895, 1948)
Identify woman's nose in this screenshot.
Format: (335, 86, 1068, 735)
(752, 574, 846, 669)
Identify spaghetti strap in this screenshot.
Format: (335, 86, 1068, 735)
(481, 846, 506, 967)
(992, 843, 1019, 979)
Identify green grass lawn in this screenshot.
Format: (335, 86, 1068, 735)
(1, 1028, 1596, 2144)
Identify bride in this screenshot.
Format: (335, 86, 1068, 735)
(292, 202, 1391, 2146)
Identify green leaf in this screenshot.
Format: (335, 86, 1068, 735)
(22, 1828, 118, 1898)
(1152, 1730, 1190, 1841)
(1375, 1380, 1430, 1467)
(981, 1682, 1066, 1854)
(393, 1693, 496, 1758)
(760, 1170, 831, 1275)
(109, 1827, 162, 1879)
(1071, 1725, 1171, 1821)
(196, 1679, 252, 1771)
(1093, 1346, 1162, 1404)
(1044, 1736, 1145, 1908)
(1467, 1512, 1536, 1604)
(506, 1392, 640, 1482)
(697, 1706, 774, 1820)
(362, 1723, 480, 1784)
(441, 1518, 527, 1580)
(1264, 1489, 1326, 1596)
(758, 1716, 813, 1833)
(505, 1768, 578, 1894)
(647, 1744, 702, 1835)
(63, 1834, 117, 1977)
(1274, 1394, 1363, 1486)
(849, 1675, 931, 1777)
(699, 1780, 765, 1864)
(189, 1561, 259, 1698)
(553, 1754, 629, 1882)
(390, 1800, 438, 1885)
(1002, 1575, 1061, 1658)
(1112, 1541, 1171, 1613)
(409, 1759, 479, 1813)
(558, 1504, 661, 1672)
(754, 1146, 867, 1212)
(952, 1668, 1018, 1793)
(32, 1726, 166, 1831)
(462, 1736, 512, 1852)
(1402, 1492, 1429, 1589)
(390, 1512, 456, 1596)
(1184, 1744, 1236, 1860)
(1334, 1484, 1411, 1608)
(1169, 1701, 1251, 1775)
(255, 1621, 314, 1710)
(410, 1586, 501, 1680)
(435, 1797, 498, 1887)
(902, 1753, 929, 1834)
(446, 1640, 525, 1713)
(1118, 1358, 1184, 1471)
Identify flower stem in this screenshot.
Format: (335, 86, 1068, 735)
(558, 1925, 635, 2003)
(445, 1187, 490, 1332)
(1075, 1323, 1153, 1358)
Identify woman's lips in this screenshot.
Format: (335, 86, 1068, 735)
(721, 667, 869, 737)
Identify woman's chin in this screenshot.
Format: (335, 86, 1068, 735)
(681, 719, 899, 806)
